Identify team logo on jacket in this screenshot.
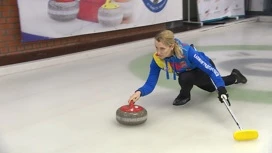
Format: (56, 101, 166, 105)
(170, 61, 187, 70)
(142, 0, 168, 13)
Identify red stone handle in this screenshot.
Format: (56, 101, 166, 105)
(129, 100, 134, 108)
(120, 100, 143, 112)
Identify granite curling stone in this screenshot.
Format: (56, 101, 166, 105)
(98, 0, 123, 27)
(116, 102, 147, 125)
(113, 0, 134, 23)
(48, 0, 79, 21)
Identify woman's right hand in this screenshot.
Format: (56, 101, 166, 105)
(128, 91, 141, 104)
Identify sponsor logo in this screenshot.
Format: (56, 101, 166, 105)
(142, 0, 167, 13)
(193, 54, 220, 76)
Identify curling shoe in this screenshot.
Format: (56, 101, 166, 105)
(231, 69, 247, 84)
(173, 94, 190, 106)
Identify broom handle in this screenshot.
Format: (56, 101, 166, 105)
(221, 95, 243, 130)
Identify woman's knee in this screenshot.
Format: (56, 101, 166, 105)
(178, 72, 195, 85)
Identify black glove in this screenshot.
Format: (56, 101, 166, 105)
(190, 44, 197, 50)
(217, 87, 231, 106)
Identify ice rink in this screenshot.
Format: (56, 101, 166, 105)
(0, 16, 272, 153)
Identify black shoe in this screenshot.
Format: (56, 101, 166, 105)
(173, 94, 191, 106)
(231, 69, 247, 84)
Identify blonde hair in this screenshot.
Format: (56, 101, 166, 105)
(155, 30, 183, 59)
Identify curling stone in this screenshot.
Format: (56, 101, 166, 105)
(98, 0, 123, 27)
(116, 102, 147, 125)
(113, 0, 134, 24)
(48, 0, 79, 22)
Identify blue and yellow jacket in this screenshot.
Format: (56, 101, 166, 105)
(137, 38, 225, 96)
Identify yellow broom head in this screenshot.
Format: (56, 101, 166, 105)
(233, 130, 259, 141)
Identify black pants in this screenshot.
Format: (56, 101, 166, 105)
(177, 60, 236, 98)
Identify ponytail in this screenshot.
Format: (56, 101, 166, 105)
(173, 41, 183, 59)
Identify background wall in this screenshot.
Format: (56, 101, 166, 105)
(0, 0, 166, 66)
(2, 0, 268, 66)
(249, 0, 265, 11)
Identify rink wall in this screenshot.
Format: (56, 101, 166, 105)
(0, 16, 271, 77)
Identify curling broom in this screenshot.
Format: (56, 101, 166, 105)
(221, 95, 259, 141)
